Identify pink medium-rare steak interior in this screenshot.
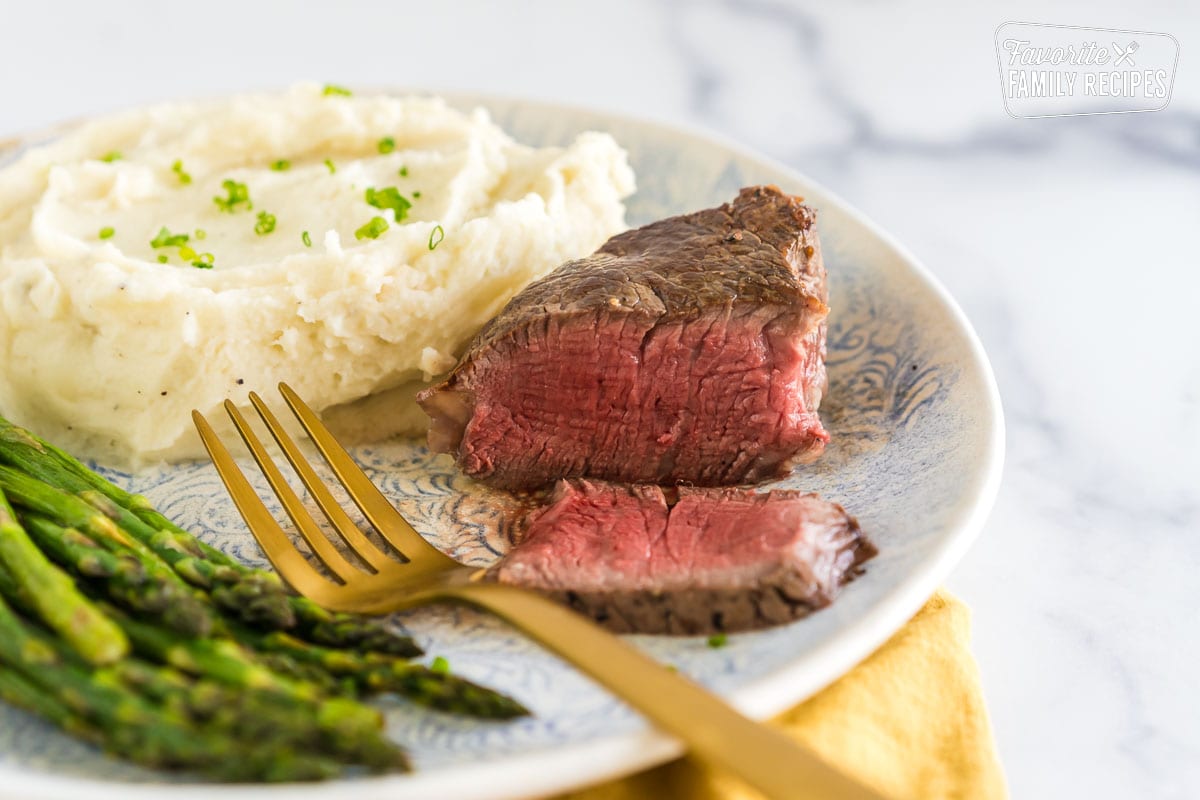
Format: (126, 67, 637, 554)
(451, 307, 827, 488)
(490, 480, 875, 634)
(417, 185, 831, 491)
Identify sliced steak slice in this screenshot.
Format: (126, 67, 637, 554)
(489, 480, 875, 635)
(417, 185, 830, 491)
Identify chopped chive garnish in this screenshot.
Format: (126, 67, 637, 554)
(324, 158, 336, 174)
(377, 136, 396, 154)
(98, 226, 115, 240)
(192, 253, 214, 269)
(270, 159, 290, 171)
(194, 228, 207, 240)
(157, 254, 169, 264)
(254, 211, 277, 236)
(178, 245, 196, 261)
(355, 216, 389, 241)
(213, 179, 252, 213)
(412, 190, 421, 199)
(429, 656, 450, 674)
(171, 159, 192, 185)
(100, 151, 122, 163)
(150, 226, 189, 249)
(322, 84, 352, 97)
(398, 165, 408, 177)
(302, 230, 312, 247)
(706, 633, 728, 649)
(428, 224, 444, 250)
(364, 186, 411, 222)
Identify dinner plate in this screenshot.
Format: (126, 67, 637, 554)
(0, 92, 1004, 800)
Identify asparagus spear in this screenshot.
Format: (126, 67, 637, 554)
(0, 416, 420, 655)
(92, 573, 517, 721)
(0, 592, 350, 780)
(0, 562, 405, 777)
(0, 448, 432, 690)
(364, 661, 531, 719)
(18, 513, 133, 578)
(251, 648, 357, 696)
(240, 625, 529, 718)
(0, 555, 405, 774)
(108, 655, 405, 771)
(0, 465, 214, 637)
(290, 595, 424, 656)
(0, 417, 173, 529)
(96, 601, 405, 766)
(0, 664, 100, 742)
(0, 489, 127, 665)
(18, 513, 176, 621)
(82, 490, 296, 629)
(0, 556, 266, 719)
(98, 600, 320, 701)
(0, 420, 241, 571)
(112, 658, 231, 721)
(0, 422, 293, 626)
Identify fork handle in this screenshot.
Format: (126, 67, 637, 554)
(438, 582, 886, 800)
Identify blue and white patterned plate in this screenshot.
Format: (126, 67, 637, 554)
(0, 94, 1004, 800)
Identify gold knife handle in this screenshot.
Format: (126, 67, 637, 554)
(438, 582, 887, 800)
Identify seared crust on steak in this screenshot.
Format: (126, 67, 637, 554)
(466, 184, 826, 345)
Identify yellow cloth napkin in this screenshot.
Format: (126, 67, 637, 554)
(558, 591, 1006, 800)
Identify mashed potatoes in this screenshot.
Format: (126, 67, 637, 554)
(0, 84, 635, 463)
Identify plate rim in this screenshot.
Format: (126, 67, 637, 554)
(0, 89, 1005, 800)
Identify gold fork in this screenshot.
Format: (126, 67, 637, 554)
(193, 383, 885, 800)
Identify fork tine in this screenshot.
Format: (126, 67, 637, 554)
(222, 400, 362, 583)
(191, 410, 342, 593)
(247, 391, 396, 572)
(278, 383, 446, 563)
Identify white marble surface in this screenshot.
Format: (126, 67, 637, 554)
(2, 1, 1198, 797)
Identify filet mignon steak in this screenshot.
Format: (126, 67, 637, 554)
(417, 185, 831, 490)
(490, 480, 875, 634)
